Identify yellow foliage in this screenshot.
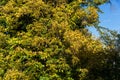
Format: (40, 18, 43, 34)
(0, 0, 109, 80)
(3, 69, 29, 80)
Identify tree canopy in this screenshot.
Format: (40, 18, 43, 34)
(0, 0, 118, 80)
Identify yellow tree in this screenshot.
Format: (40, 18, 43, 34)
(0, 0, 109, 80)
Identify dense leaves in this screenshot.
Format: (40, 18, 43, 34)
(0, 0, 118, 80)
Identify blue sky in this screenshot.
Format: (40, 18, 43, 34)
(90, 0, 120, 36)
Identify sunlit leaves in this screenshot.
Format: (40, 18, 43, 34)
(3, 69, 29, 80)
(0, 0, 109, 80)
